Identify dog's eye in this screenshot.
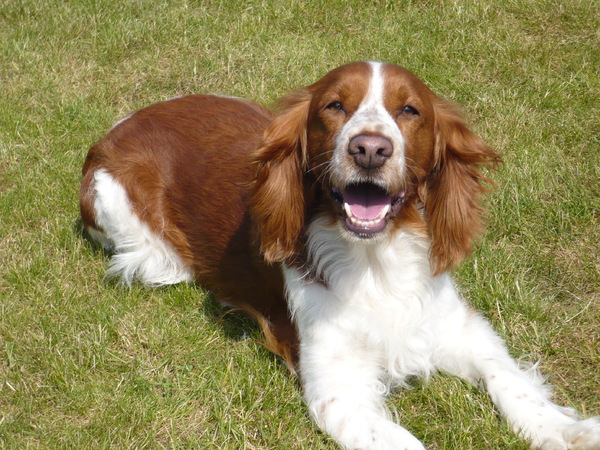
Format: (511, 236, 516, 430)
(400, 105, 419, 116)
(326, 101, 344, 111)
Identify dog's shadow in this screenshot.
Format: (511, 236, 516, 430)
(74, 218, 275, 362)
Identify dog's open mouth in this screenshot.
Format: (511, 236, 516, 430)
(331, 183, 406, 237)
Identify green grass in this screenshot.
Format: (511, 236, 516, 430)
(1, 0, 598, 448)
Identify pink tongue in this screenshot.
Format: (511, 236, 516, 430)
(343, 184, 391, 220)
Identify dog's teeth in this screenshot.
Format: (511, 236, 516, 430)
(349, 216, 384, 227)
(379, 204, 390, 219)
(344, 203, 352, 218)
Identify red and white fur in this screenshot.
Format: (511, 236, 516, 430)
(80, 62, 599, 449)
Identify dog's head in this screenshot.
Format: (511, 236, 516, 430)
(252, 62, 499, 274)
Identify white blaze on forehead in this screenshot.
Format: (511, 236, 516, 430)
(332, 62, 406, 186)
(355, 62, 400, 132)
(361, 61, 386, 115)
(337, 62, 405, 144)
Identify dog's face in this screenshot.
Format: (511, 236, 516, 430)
(304, 62, 438, 240)
(252, 62, 498, 274)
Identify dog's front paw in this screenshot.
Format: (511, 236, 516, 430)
(338, 420, 426, 450)
(531, 416, 600, 450)
(561, 417, 600, 450)
(310, 398, 426, 450)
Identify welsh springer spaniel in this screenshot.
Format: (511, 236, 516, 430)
(80, 62, 599, 449)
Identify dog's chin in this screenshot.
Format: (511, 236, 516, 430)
(330, 182, 406, 241)
(338, 220, 390, 243)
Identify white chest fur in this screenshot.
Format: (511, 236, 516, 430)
(284, 216, 462, 387)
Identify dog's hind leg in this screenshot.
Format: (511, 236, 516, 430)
(81, 168, 194, 286)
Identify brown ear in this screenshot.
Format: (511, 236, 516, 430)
(251, 90, 312, 263)
(426, 98, 500, 275)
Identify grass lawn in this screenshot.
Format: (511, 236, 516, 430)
(1, 0, 598, 448)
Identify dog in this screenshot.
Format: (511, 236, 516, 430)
(80, 61, 600, 449)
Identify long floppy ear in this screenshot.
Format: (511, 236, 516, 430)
(426, 98, 500, 275)
(251, 89, 312, 263)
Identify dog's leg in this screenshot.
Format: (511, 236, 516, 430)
(89, 169, 194, 286)
(433, 279, 600, 449)
(286, 269, 426, 450)
(302, 339, 427, 449)
(299, 325, 426, 450)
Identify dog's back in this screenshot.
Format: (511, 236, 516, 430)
(80, 94, 297, 362)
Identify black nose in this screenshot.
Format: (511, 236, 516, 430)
(348, 134, 393, 170)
